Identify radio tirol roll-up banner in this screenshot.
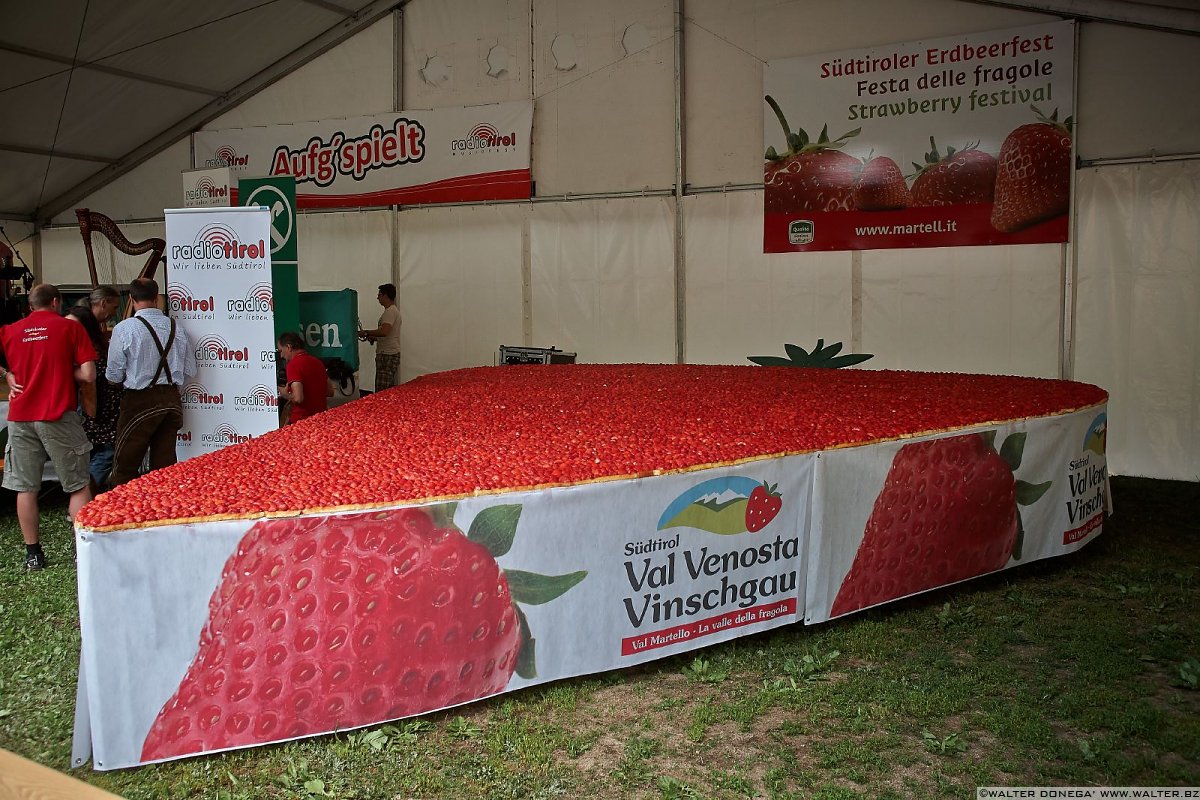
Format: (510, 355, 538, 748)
(239, 176, 299, 339)
(763, 21, 1075, 253)
(165, 207, 279, 459)
(299, 289, 359, 370)
(193, 101, 532, 208)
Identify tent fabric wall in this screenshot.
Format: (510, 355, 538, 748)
(1074, 161, 1200, 481)
(683, 191, 852, 365)
(395, 203, 527, 383)
(27, 0, 1200, 480)
(530, 197, 676, 364)
(860, 244, 1062, 376)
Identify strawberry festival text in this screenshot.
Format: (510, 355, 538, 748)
(270, 119, 426, 188)
(622, 536, 800, 628)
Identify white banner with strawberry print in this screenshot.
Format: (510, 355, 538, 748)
(805, 405, 1108, 623)
(72, 403, 1106, 769)
(165, 207, 280, 461)
(192, 101, 532, 210)
(73, 457, 814, 769)
(763, 21, 1075, 253)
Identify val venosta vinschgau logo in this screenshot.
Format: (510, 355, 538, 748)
(658, 477, 782, 535)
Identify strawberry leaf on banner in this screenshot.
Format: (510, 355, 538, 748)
(1013, 511, 1025, 561)
(467, 505, 521, 557)
(514, 604, 536, 679)
(1000, 432, 1027, 472)
(980, 430, 998, 451)
(505, 569, 588, 605)
(1015, 479, 1053, 506)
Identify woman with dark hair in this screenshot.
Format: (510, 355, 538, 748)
(66, 286, 123, 491)
(324, 357, 359, 408)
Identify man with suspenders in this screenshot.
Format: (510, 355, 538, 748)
(106, 278, 196, 487)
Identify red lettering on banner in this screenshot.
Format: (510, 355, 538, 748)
(620, 599, 796, 656)
(1063, 513, 1102, 545)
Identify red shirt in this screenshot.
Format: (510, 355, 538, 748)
(1, 310, 97, 422)
(285, 350, 328, 423)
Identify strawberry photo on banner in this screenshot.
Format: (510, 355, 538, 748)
(763, 21, 1074, 253)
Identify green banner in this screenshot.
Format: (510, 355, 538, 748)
(238, 176, 298, 338)
(298, 289, 359, 370)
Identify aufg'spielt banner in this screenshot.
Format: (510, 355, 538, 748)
(165, 207, 279, 459)
(193, 102, 532, 209)
(763, 21, 1075, 253)
(72, 405, 1105, 769)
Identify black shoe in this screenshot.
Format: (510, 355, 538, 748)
(25, 551, 46, 571)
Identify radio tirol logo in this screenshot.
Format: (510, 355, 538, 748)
(233, 384, 279, 410)
(204, 145, 249, 170)
(180, 381, 224, 409)
(228, 282, 274, 322)
(195, 334, 250, 370)
(202, 423, 253, 446)
(170, 223, 267, 268)
(167, 283, 216, 321)
(1064, 413, 1108, 545)
(184, 176, 229, 204)
(451, 123, 518, 155)
(270, 118, 426, 187)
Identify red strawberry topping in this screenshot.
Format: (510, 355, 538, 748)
(141, 507, 521, 761)
(76, 366, 1106, 532)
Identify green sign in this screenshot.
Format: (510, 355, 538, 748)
(239, 176, 299, 338)
(298, 289, 359, 370)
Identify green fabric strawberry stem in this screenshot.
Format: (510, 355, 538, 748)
(749, 338, 874, 369)
(449, 502, 588, 680)
(981, 431, 1054, 561)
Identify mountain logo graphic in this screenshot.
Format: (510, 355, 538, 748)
(658, 476, 782, 535)
(1083, 413, 1107, 457)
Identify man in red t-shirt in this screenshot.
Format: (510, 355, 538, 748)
(0, 283, 97, 570)
(276, 332, 329, 424)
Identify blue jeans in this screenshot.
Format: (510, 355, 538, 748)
(90, 444, 115, 487)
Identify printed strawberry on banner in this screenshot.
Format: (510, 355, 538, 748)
(141, 503, 587, 762)
(764, 95, 861, 213)
(991, 106, 1072, 233)
(830, 430, 1053, 617)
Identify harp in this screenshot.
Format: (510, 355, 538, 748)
(75, 208, 167, 303)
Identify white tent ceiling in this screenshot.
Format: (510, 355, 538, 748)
(0, 0, 402, 222)
(1, 0, 1196, 225)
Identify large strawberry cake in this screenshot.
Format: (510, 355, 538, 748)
(77, 364, 1105, 532)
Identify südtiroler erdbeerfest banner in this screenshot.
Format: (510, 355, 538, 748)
(193, 101, 532, 209)
(763, 21, 1074, 253)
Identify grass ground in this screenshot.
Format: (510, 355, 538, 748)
(0, 476, 1196, 799)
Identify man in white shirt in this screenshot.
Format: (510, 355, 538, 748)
(106, 278, 196, 486)
(358, 282, 402, 391)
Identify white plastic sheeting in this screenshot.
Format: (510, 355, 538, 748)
(683, 191, 852, 365)
(395, 203, 527, 382)
(860, 244, 1062, 376)
(531, 197, 676, 363)
(1074, 161, 1200, 481)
